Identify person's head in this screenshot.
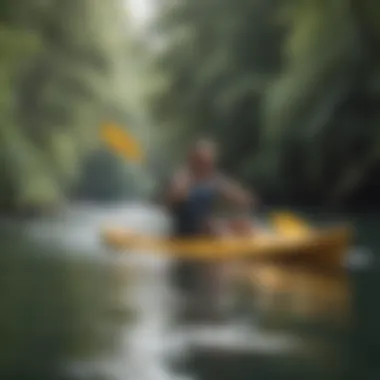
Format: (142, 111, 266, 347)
(188, 138, 218, 176)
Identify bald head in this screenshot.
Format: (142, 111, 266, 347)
(188, 138, 218, 176)
(192, 138, 217, 156)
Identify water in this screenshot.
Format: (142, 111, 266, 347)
(0, 219, 116, 380)
(0, 202, 179, 380)
(346, 213, 380, 380)
(0, 203, 378, 380)
(45, 202, 185, 380)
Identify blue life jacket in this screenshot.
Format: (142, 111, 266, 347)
(173, 179, 218, 236)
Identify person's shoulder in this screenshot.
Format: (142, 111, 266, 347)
(163, 167, 189, 188)
(172, 166, 189, 179)
(214, 172, 232, 185)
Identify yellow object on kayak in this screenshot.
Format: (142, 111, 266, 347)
(101, 122, 144, 163)
(270, 212, 312, 238)
(102, 224, 352, 269)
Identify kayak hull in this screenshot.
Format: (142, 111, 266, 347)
(102, 225, 352, 269)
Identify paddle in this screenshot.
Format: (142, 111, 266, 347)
(101, 122, 145, 164)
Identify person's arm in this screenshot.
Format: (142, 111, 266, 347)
(165, 169, 191, 207)
(217, 175, 256, 209)
(202, 217, 229, 236)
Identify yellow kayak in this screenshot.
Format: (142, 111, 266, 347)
(102, 225, 352, 269)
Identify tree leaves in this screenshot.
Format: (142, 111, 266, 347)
(0, 0, 147, 213)
(150, 0, 380, 207)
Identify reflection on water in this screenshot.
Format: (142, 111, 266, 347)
(247, 265, 350, 331)
(0, 204, 378, 380)
(0, 203, 164, 380)
(191, 264, 351, 380)
(0, 222, 119, 380)
(0, 203, 185, 380)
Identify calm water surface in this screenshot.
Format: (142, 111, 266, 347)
(0, 204, 378, 380)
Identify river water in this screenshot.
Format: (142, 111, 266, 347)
(0, 202, 378, 380)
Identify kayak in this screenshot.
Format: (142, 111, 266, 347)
(102, 225, 352, 269)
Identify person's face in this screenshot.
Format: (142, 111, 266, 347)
(189, 143, 217, 174)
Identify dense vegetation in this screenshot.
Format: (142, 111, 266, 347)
(2, 0, 380, 210)
(150, 0, 380, 208)
(0, 0, 149, 213)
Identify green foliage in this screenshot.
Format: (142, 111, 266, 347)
(0, 3, 46, 211)
(150, 0, 380, 207)
(263, 0, 380, 204)
(150, 0, 283, 172)
(0, 0, 149, 213)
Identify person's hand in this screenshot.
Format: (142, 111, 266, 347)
(225, 183, 254, 209)
(238, 191, 253, 208)
(170, 173, 191, 202)
(247, 192, 261, 210)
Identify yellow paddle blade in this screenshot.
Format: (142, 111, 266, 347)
(270, 212, 312, 238)
(101, 122, 144, 163)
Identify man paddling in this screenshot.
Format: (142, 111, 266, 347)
(165, 138, 254, 320)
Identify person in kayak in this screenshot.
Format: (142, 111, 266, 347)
(165, 138, 254, 320)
